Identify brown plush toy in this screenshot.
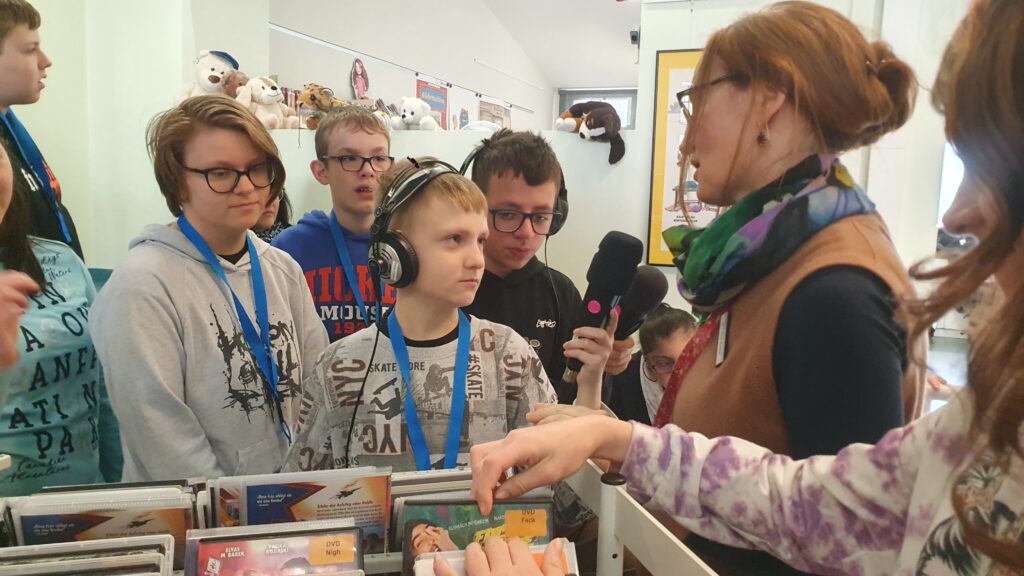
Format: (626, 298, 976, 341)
(221, 70, 250, 99)
(554, 101, 626, 164)
(298, 83, 347, 130)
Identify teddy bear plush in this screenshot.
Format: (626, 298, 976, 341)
(236, 76, 300, 129)
(177, 50, 239, 105)
(221, 70, 250, 99)
(390, 97, 440, 130)
(554, 101, 626, 164)
(297, 83, 347, 130)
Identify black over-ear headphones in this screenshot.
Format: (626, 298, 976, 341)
(368, 158, 462, 290)
(459, 141, 570, 236)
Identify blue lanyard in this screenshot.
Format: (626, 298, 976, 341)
(387, 310, 470, 470)
(177, 215, 291, 443)
(329, 211, 379, 327)
(0, 110, 72, 244)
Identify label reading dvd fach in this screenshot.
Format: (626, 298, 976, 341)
(17, 507, 190, 569)
(244, 475, 390, 554)
(194, 531, 360, 576)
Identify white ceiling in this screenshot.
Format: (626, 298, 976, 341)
(482, 0, 642, 90)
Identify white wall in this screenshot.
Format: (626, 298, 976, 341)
(189, 0, 270, 78)
(268, 0, 553, 130)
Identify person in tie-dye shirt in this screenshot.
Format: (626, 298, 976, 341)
(464, 1, 1024, 575)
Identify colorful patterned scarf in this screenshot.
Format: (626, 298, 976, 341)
(663, 154, 875, 314)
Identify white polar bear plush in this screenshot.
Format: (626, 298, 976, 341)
(389, 97, 439, 130)
(236, 76, 300, 129)
(177, 50, 238, 105)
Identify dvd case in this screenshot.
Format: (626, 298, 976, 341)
(212, 467, 391, 554)
(0, 550, 166, 575)
(411, 539, 578, 576)
(0, 534, 174, 576)
(9, 487, 193, 569)
(185, 519, 362, 576)
(400, 498, 556, 575)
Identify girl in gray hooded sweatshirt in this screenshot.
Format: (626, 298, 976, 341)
(90, 96, 328, 482)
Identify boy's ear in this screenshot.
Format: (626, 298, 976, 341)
(310, 159, 330, 185)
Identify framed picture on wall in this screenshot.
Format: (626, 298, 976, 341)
(647, 49, 717, 266)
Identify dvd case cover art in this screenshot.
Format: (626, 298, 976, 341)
(244, 475, 390, 554)
(400, 499, 554, 574)
(17, 507, 190, 568)
(193, 529, 361, 576)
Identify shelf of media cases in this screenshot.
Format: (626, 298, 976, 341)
(563, 460, 719, 576)
(361, 461, 718, 575)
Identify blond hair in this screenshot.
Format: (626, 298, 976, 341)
(314, 106, 391, 160)
(375, 157, 487, 231)
(146, 95, 286, 216)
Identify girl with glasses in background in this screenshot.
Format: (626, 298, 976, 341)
(90, 95, 328, 482)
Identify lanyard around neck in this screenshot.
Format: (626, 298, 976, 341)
(329, 211, 379, 327)
(0, 111, 72, 244)
(387, 309, 470, 471)
(177, 215, 291, 443)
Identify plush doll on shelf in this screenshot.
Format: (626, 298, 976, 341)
(297, 83, 346, 130)
(236, 76, 300, 129)
(221, 70, 250, 99)
(389, 97, 439, 130)
(177, 50, 239, 104)
(554, 101, 626, 164)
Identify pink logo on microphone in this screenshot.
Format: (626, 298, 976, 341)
(587, 300, 601, 314)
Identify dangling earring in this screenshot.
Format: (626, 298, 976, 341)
(757, 124, 770, 146)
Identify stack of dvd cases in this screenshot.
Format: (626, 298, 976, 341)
(185, 518, 363, 576)
(6, 484, 197, 568)
(0, 534, 174, 575)
(210, 467, 391, 553)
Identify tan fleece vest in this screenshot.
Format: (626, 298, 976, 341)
(660, 212, 925, 575)
(670, 212, 924, 453)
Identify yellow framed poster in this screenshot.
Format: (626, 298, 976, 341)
(647, 49, 716, 266)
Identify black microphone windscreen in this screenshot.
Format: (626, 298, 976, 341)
(614, 265, 669, 341)
(586, 231, 644, 293)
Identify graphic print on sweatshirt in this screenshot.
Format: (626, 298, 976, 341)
(916, 452, 1024, 576)
(303, 263, 396, 341)
(210, 305, 302, 421)
(285, 321, 556, 473)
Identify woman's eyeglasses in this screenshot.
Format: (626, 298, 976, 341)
(676, 72, 740, 121)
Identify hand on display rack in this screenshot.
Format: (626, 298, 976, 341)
(432, 536, 566, 576)
(526, 403, 609, 426)
(564, 310, 618, 409)
(470, 415, 634, 515)
(603, 334, 635, 376)
(0, 270, 39, 369)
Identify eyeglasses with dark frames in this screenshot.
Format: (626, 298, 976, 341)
(642, 354, 677, 380)
(320, 154, 396, 173)
(676, 72, 740, 122)
(183, 162, 276, 194)
(489, 209, 565, 236)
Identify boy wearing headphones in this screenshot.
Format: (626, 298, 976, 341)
(272, 107, 395, 342)
(282, 158, 613, 475)
(463, 130, 631, 404)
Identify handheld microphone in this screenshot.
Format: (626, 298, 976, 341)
(562, 231, 643, 384)
(614, 265, 670, 341)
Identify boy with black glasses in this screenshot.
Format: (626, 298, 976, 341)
(463, 130, 630, 403)
(273, 108, 395, 341)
